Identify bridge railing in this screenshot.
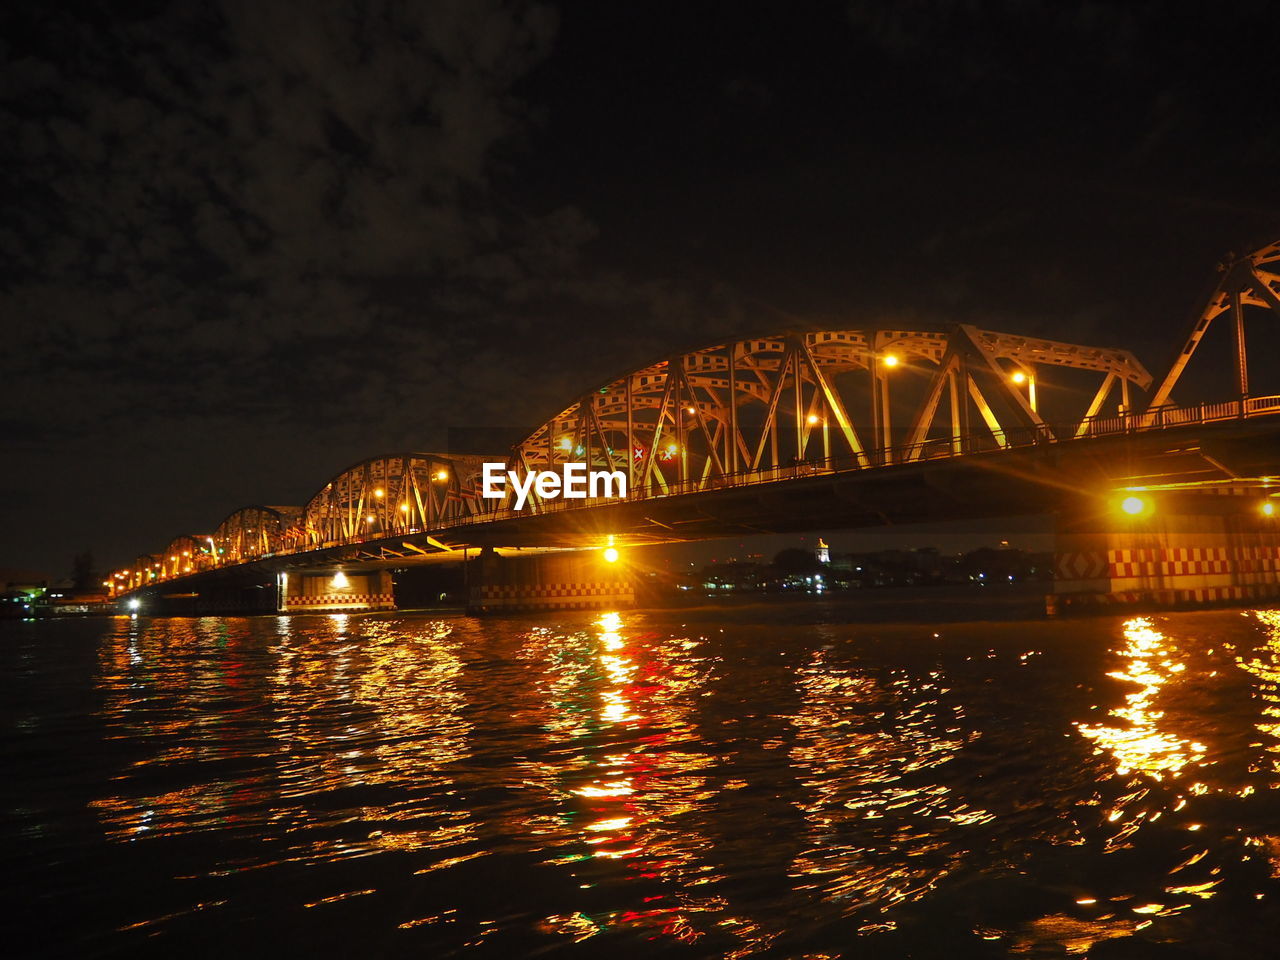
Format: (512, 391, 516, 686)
(126, 393, 1280, 585)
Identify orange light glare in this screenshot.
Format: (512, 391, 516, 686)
(1121, 496, 1148, 516)
(1263, 501, 1276, 518)
(603, 547, 620, 563)
(1011, 371, 1027, 384)
(882, 354, 899, 367)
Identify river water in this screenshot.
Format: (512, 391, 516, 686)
(5, 604, 1280, 958)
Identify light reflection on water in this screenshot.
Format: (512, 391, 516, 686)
(6, 606, 1280, 956)
(788, 644, 986, 923)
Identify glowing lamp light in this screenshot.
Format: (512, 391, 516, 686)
(603, 547, 620, 564)
(686, 406, 696, 414)
(881, 354, 900, 368)
(434, 469, 449, 481)
(374, 488, 385, 498)
(127, 598, 140, 610)
(1011, 371, 1027, 384)
(1121, 495, 1149, 516)
(807, 413, 821, 425)
(1263, 501, 1276, 518)
(400, 503, 410, 513)
(331, 570, 349, 589)
(558, 436, 573, 452)
(366, 514, 376, 522)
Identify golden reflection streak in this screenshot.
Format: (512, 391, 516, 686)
(788, 647, 986, 914)
(1236, 610, 1280, 877)
(1077, 618, 1206, 781)
(516, 612, 766, 953)
(1073, 616, 1216, 866)
(1238, 610, 1280, 745)
(91, 616, 479, 874)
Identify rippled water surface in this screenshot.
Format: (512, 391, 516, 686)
(6, 605, 1280, 958)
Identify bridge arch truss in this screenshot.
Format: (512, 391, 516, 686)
(300, 453, 491, 549)
(506, 325, 1152, 512)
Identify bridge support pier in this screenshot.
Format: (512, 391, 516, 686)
(1050, 492, 1280, 614)
(466, 548, 635, 614)
(279, 570, 396, 613)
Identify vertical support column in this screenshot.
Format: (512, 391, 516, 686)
(871, 349, 885, 464)
(675, 360, 686, 488)
(1231, 288, 1249, 404)
(948, 368, 962, 456)
(793, 345, 804, 464)
(727, 345, 739, 476)
(626, 372, 635, 491)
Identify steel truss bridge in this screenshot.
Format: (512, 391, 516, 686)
(111, 240, 1280, 595)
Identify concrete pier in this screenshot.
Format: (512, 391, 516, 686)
(1051, 489, 1280, 612)
(466, 548, 634, 613)
(278, 570, 396, 613)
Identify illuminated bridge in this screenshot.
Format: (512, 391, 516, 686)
(113, 240, 1280, 613)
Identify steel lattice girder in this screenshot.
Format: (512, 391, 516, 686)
(504, 325, 1151, 510)
(299, 452, 491, 548)
(1149, 240, 1280, 409)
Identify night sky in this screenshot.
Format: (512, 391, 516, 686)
(3, 1, 1278, 579)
